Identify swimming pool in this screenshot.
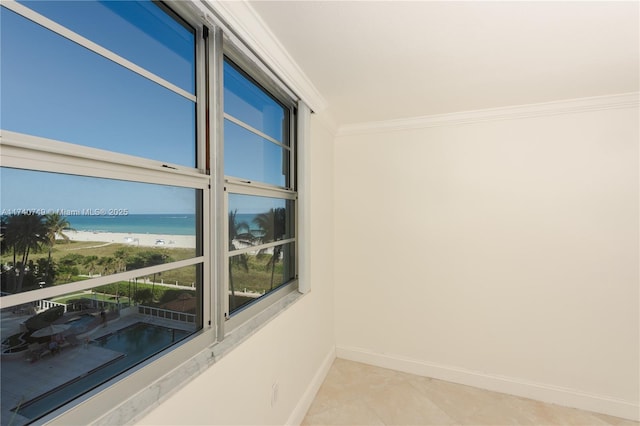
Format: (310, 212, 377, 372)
(14, 322, 190, 422)
(65, 314, 97, 333)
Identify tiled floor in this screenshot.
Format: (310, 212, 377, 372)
(302, 359, 639, 426)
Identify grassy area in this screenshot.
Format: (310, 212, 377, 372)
(151, 265, 197, 288)
(1, 240, 197, 289)
(50, 282, 197, 308)
(52, 240, 194, 262)
(2, 240, 291, 296)
(229, 253, 287, 294)
(0, 240, 196, 266)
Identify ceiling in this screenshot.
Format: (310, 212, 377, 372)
(248, 1, 639, 126)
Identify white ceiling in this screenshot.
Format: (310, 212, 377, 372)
(248, 1, 639, 126)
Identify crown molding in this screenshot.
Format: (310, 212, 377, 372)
(337, 92, 639, 137)
(199, 0, 327, 114)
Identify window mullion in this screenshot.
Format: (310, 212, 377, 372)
(224, 113, 289, 150)
(1, 131, 209, 189)
(0, 257, 205, 310)
(195, 25, 211, 332)
(228, 238, 296, 257)
(225, 181, 297, 199)
(210, 26, 227, 339)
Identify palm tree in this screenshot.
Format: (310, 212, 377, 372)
(98, 256, 116, 275)
(44, 213, 74, 281)
(44, 213, 73, 245)
(229, 210, 253, 310)
(113, 249, 130, 273)
(144, 252, 168, 302)
(4, 213, 48, 292)
(83, 255, 100, 277)
(0, 215, 8, 257)
(253, 208, 287, 290)
(0, 216, 10, 292)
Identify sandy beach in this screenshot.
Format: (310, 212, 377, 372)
(68, 230, 196, 249)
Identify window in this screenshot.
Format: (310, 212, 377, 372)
(0, 1, 205, 422)
(3, 1, 196, 166)
(0, 1, 302, 424)
(223, 58, 298, 321)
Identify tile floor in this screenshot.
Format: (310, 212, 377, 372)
(302, 359, 639, 426)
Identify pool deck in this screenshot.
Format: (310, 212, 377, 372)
(1, 340, 122, 425)
(1, 313, 194, 426)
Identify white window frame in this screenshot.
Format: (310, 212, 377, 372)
(221, 48, 300, 330)
(0, 1, 310, 424)
(0, 0, 210, 323)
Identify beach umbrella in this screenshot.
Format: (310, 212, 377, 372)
(31, 323, 70, 338)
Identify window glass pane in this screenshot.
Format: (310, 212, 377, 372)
(224, 119, 290, 187)
(16, 0, 195, 93)
(0, 168, 199, 295)
(224, 59, 286, 143)
(228, 242, 295, 314)
(0, 267, 200, 423)
(228, 194, 294, 250)
(1, 9, 196, 166)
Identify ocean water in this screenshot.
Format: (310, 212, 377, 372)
(66, 214, 196, 236)
(65, 213, 262, 236)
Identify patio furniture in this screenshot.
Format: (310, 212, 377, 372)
(25, 343, 50, 363)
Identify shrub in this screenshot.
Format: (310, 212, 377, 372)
(25, 305, 64, 331)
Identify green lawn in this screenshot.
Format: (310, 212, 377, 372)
(1, 240, 198, 289)
(3, 241, 290, 296)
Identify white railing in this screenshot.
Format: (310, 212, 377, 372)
(137, 305, 196, 323)
(36, 300, 67, 313)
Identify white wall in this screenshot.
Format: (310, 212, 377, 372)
(334, 104, 639, 419)
(137, 113, 336, 425)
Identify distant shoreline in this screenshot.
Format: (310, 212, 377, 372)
(67, 230, 195, 249)
(64, 213, 196, 236)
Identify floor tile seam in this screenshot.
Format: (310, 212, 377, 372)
(403, 376, 485, 424)
(303, 401, 340, 419)
(358, 395, 393, 426)
(521, 401, 608, 426)
(357, 379, 460, 426)
(304, 386, 371, 419)
(591, 412, 638, 426)
(304, 396, 386, 426)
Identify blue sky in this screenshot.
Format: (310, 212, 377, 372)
(1, 1, 289, 215)
(0, 168, 281, 215)
(0, 168, 196, 215)
(2, 4, 196, 166)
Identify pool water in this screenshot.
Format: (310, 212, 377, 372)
(65, 314, 97, 333)
(15, 322, 189, 421)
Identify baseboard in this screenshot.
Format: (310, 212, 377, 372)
(336, 346, 639, 422)
(286, 345, 336, 425)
